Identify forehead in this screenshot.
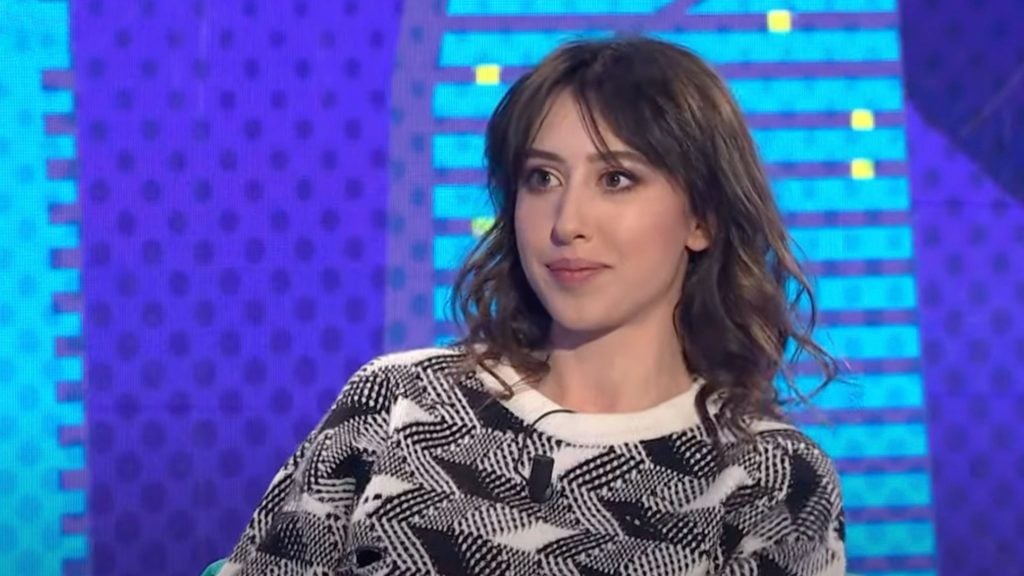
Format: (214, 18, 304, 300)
(529, 91, 630, 154)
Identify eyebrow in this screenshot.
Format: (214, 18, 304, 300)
(523, 147, 649, 167)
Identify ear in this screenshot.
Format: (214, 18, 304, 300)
(684, 219, 711, 252)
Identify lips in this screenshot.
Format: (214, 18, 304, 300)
(545, 258, 607, 272)
(545, 258, 608, 286)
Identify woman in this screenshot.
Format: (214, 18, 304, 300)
(219, 36, 845, 575)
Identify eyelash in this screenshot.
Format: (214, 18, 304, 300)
(521, 168, 639, 192)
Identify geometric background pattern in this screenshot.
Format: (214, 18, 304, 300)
(1, 0, 1021, 574)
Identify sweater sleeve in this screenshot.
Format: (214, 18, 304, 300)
(218, 359, 396, 576)
(718, 429, 846, 576)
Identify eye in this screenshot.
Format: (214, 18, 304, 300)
(602, 170, 637, 192)
(522, 168, 560, 190)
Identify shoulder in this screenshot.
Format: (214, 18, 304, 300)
(350, 346, 470, 385)
(726, 422, 839, 484)
(336, 346, 473, 403)
(722, 422, 843, 521)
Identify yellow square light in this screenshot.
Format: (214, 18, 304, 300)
(767, 10, 792, 33)
(851, 109, 875, 131)
(475, 64, 501, 86)
(471, 217, 495, 237)
(850, 159, 876, 180)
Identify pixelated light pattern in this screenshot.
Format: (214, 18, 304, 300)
(0, 1, 86, 575)
(388, 1, 935, 574)
(767, 9, 793, 34)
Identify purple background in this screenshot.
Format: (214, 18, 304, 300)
(902, 0, 1024, 571)
(74, 1, 395, 572)
(69, 0, 1024, 574)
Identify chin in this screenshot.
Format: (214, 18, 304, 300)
(545, 306, 619, 341)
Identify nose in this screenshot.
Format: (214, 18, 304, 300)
(550, 182, 590, 245)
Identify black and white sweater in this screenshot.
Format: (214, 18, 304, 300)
(221, 347, 845, 575)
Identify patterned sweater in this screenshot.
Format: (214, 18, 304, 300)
(220, 347, 845, 575)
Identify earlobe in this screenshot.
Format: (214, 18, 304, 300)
(685, 222, 711, 252)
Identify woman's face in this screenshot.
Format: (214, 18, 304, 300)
(514, 91, 710, 342)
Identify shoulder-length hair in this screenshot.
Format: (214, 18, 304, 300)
(450, 36, 839, 439)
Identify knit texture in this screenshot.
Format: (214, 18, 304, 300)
(220, 347, 845, 575)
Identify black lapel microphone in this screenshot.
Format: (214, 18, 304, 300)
(519, 408, 574, 504)
(527, 454, 555, 503)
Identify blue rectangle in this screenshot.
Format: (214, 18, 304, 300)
(434, 84, 508, 119)
(811, 324, 920, 360)
(789, 226, 914, 261)
(811, 274, 917, 311)
(653, 30, 901, 64)
(731, 77, 905, 114)
(435, 235, 478, 271)
(434, 184, 493, 219)
(775, 177, 910, 212)
(751, 127, 906, 163)
(841, 472, 932, 509)
(786, 373, 925, 410)
(803, 423, 928, 459)
(434, 134, 486, 170)
(440, 30, 901, 67)
(435, 286, 454, 322)
(845, 521, 935, 557)
(690, 0, 897, 13)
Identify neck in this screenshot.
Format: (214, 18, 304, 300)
(538, 317, 695, 414)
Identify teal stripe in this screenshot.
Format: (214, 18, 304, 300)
(434, 134, 486, 170)
(434, 184, 494, 219)
(785, 373, 925, 410)
(435, 235, 478, 271)
(845, 521, 935, 557)
(447, 0, 674, 15)
(803, 423, 928, 459)
(435, 334, 459, 347)
(732, 77, 905, 114)
(0, 4, 82, 573)
(655, 30, 901, 64)
(431, 179, 911, 217)
(56, 357, 83, 381)
(434, 84, 508, 119)
(776, 177, 910, 212)
(440, 31, 611, 67)
(811, 324, 920, 359)
(435, 285, 454, 322)
(440, 30, 900, 67)
(434, 77, 905, 118)
(841, 472, 932, 509)
(434, 129, 906, 169)
(789, 226, 914, 261)
(812, 274, 917, 311)
(753, 127, 905, 163)
(690, 0, 898, 13)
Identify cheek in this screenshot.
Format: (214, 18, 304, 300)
(617, 208, 690, 263)
(513, 198, 545, 252)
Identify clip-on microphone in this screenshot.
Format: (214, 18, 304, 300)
(519, 408, 573, 504)
(527, 454, 555, 503)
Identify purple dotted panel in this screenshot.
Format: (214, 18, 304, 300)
(74, 1, 398, 574)
(902, 0, 1024, 572)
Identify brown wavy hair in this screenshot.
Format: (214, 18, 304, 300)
(450, 36, 840, 440)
